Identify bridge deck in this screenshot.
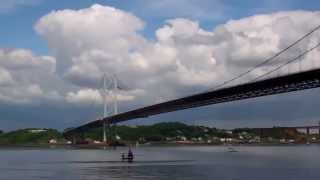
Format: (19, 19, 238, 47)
(64, 68, 320, 136)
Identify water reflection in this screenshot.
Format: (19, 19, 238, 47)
(66, 160, 194, 165)
(1, 145, 320, 180)
(81, 164, 203, 180)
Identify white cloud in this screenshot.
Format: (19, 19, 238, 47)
(0, 48, 63, 104)
(0, 4, 320, 129)
(34, 5, 320, 108)
(0, 67, 14, 86)
(66, 88, 101, 105)
(66, 88, 136, 106)
(0, 49, 55, 72)
(35, 4, 146, 75)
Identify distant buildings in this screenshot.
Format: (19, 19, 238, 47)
(28, 129, 48, 133)
(49, 139, 57, 144)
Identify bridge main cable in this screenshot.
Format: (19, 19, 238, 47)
(64, 68, 320, 136)
(211, 24, 320, 90)
(63, 24, 320, 137)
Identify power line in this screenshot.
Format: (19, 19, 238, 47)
(211, 24, 320, 90)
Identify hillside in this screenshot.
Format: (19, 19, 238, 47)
(0, 128, 63, 145)
(80, 122, 230, 142)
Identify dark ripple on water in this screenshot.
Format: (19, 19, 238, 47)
(1, 146, 320, 180)
(80, 164, 206, 180)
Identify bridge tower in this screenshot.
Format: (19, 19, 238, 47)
(318, 121, 320, 140)
(102, 74, 119, 144)
(111, 75, 118, 143)
(102, 73, 108, 143)
(113, 74, 118, 115)
(306, 127, 310, 144)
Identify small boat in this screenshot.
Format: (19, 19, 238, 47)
(121, 148, 134, 162)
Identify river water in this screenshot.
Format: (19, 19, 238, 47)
(0, 145, 320, 180)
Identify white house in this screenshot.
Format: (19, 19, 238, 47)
(49, 139, 57, 144)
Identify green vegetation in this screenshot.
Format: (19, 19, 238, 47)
(0, 129, 63, 145)
(233, 127, 301, 139)
(79, 122, 309, 144)
(81, 122, 230, 142)
(0, 122, 311, 145)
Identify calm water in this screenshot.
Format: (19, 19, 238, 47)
(0, 145, 320, 180)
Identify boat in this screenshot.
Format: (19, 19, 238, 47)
(121, 148, 134, 162)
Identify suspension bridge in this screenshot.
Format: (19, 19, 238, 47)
(63, 24, 320, 140)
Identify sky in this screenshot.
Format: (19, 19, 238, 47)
(1, 0, 320, 131)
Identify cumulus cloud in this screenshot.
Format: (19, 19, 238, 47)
(66, 88, 137, 106)
(35, 5, 320, 109)
(0, 49, 55, 72)
(0, 48, 62, 104)
(0, 67, 14, 86)
(35, 5, 221, 103)
(35, 4, 146, 75)
(66, 88, 101, 105)
(0, 4, 320, 130)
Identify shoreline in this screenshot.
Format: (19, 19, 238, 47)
(0, 142, 319, 150)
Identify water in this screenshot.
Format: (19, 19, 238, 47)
(1, 145, 320, 180)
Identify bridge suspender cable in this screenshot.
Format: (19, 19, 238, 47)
(64, 24, 320, 136)
(252, 41, 320, 81)
(212, 24, 320, 90)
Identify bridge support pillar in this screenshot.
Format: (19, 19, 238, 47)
(306, 127, 310, 143)
(318, 121, 320, 140)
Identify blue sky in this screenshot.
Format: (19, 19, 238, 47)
(1, 0, 319, 55)
(1, 0, 320, 131)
